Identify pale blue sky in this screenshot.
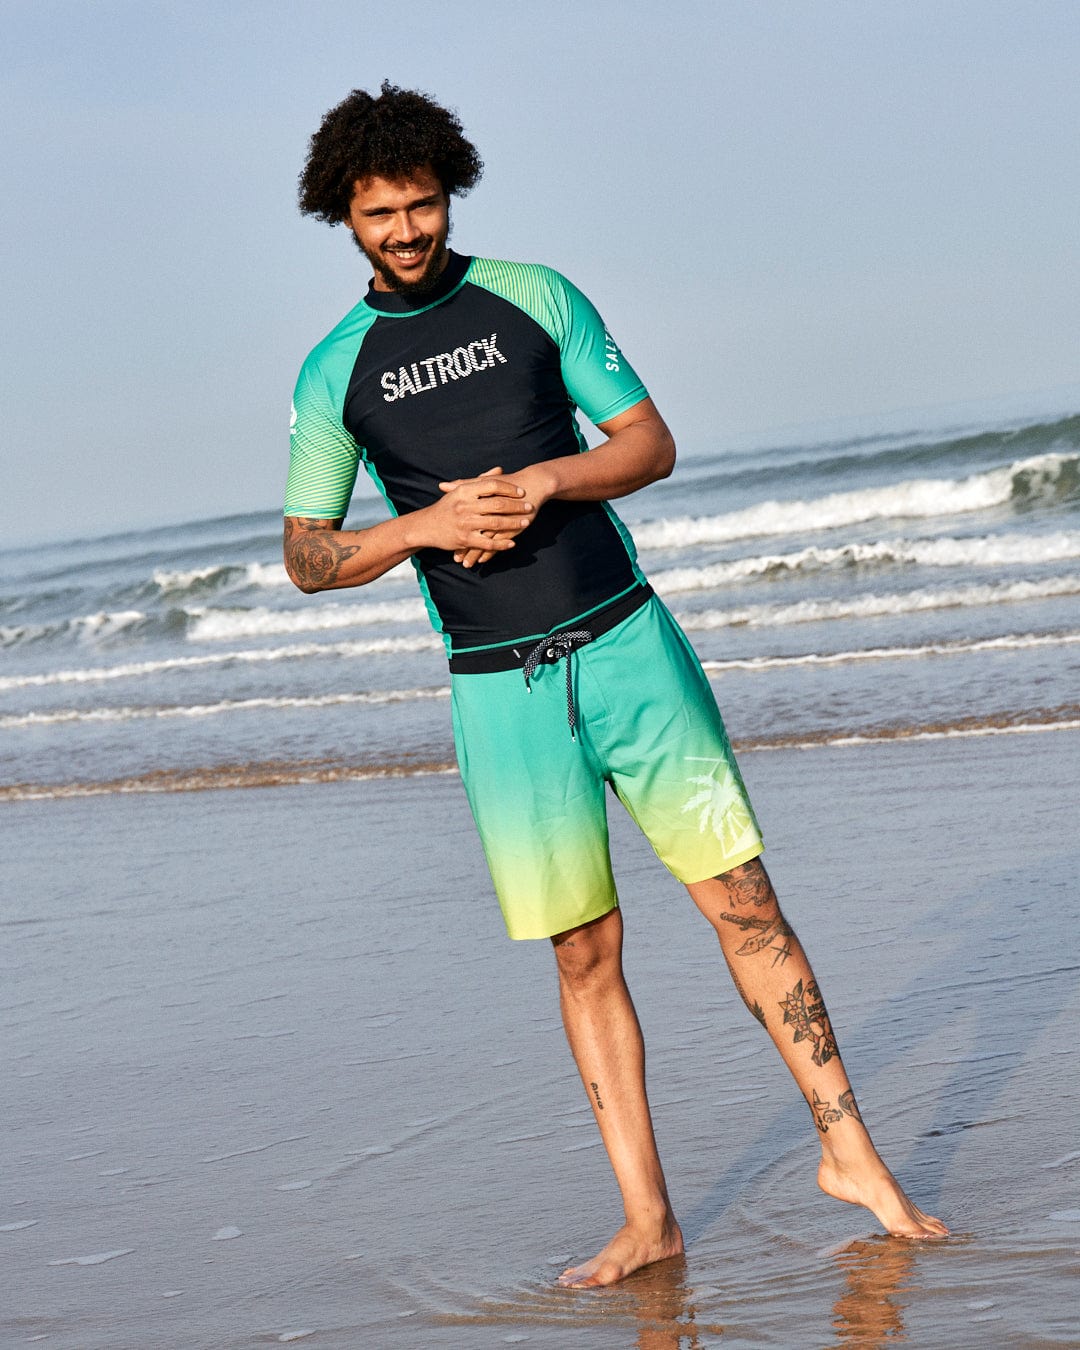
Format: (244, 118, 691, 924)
(3, 0, 1078, 544)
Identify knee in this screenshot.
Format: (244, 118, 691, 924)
(551, 910, 622, 991)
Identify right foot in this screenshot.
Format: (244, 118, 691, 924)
(818, 1155, 949, 1239)
(557, 1217, 684, 1288)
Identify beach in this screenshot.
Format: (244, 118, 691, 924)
(5, 727, 1079, 1348)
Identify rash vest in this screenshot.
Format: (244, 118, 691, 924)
(285, 252, 651, 660)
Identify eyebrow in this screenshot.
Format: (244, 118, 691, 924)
(358, 194, 443, 216)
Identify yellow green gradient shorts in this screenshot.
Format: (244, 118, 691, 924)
(450, 595, 764, 940)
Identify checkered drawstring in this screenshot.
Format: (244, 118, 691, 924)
(522, 629, 595, 739)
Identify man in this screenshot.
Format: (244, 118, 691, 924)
(283, 82, 947, 1287)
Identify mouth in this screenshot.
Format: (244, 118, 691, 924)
(385, 241, 431, 267)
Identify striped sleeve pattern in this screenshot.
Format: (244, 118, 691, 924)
(284, 364, 361, 519)
(467, 258, 647, 426)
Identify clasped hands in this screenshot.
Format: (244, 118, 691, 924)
(432, 465, 551, 568)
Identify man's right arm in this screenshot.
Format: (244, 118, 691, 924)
(282, 474, 536, 594)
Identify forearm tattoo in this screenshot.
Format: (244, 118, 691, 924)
(284, 517, 361, 588)
(779, 978, 838, 1066)
(810, 1087, 863, 1134)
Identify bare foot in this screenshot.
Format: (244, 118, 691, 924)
(557, 1218, 685, 1288)
(818, 1155, 949, 1239)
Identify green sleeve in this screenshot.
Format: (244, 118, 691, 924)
(545, 270, 648, 425)
(465, 258, 649, 426)
(284, 362, 361, 519)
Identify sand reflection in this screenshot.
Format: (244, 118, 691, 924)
(618, 1255, 723, 1349)
(831, 1237, 914, 1345)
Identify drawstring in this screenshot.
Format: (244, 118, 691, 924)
(522, 629, 594, 739)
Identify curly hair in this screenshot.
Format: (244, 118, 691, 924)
(298, 81, 483, 223)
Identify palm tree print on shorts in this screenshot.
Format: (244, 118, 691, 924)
(680, 757, 759, 856)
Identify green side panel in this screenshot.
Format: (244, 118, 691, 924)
(284, 301, 380, 519)
(356, 455, 450, 654)
(602, 502, 647, 585)
(467, 257, 648, 584)
(466, 257, 649, 426)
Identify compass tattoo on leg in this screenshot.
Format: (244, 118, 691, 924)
(778, 977, 838, 1066)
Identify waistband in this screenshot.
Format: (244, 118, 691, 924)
(447, 584, 653, 674)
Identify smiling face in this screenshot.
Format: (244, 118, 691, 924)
(346, 165, 451, 296)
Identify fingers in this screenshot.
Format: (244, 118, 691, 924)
(428, 469, 534, 563)
(456, 547, 496, 568)
(438, 468, 517, 496)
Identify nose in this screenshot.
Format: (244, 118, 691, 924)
(392, 210, 422, 243)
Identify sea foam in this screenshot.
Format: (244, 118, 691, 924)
(186, 598, 428, 641)
(633, 451, 1077, 550)
(675, 575, 1080, 630)
(651, 530, 1080, 594)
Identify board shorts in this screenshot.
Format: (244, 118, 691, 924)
(449, 591, 764, 940)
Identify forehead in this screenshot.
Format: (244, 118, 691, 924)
(349, 165, 445, 212)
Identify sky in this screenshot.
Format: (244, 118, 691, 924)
(3, 0, 1079, 545)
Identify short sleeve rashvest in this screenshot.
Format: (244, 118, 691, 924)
(285, 252, 650, 657)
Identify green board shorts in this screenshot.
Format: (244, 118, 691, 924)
(450, 593, 764, 940)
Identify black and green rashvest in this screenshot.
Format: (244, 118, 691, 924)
(285, 252, 651, 662)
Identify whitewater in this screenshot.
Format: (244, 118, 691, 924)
(2, 404, 1078, 797)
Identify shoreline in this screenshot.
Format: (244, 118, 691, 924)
(3, 710, 1078, 801)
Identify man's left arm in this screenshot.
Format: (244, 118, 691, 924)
(447, 397, 674, 565)
(510, 396, 674, 506)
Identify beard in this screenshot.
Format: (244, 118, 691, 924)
(353, 214, 452, 298)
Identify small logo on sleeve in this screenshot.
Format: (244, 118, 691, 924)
(603, 329, 621, 373)
(380, 332, 507, 402)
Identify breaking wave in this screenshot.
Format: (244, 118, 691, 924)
(650, 530, 1080, 594)
(699, 630, 1080, 673)
(0, 634, 443, 691)
(0, 609, 149, 650)
(674, 575, 1080, 630)
(634, 452, 1079, 550)
(0, 686, 450, 730)
(149, 561, 290, 598)
(185, 598, 428, 641)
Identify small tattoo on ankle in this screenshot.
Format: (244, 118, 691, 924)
(810, 1089, 843, 1133)
(590, 1081, 604, 1111)
(839, 1088, 863, 1123)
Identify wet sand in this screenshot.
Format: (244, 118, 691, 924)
(4, 730, 1079, 1348)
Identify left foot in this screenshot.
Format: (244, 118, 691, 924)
(818, 1155, 949, 1239)
(558, 1217, 684, 1288)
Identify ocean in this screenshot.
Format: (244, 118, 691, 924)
(5, 395, 1080, 1346)
(2, 399, 1078, 800)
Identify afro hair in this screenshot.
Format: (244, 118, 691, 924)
(298, 81, 483, 223)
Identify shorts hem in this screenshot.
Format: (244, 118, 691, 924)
(504, 894, 620, 942)
(677, 840, 766, 886)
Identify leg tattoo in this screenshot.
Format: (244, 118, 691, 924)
(810, 1086, 863, 1133)
(779, 978, 838, 1066)
(714, 861, 773, 908)
(811, 1089, 843, 1133)
(717, 910, 795, 963)
(838, 1088, 863, 1123)
(725, 957, 769, 1027)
